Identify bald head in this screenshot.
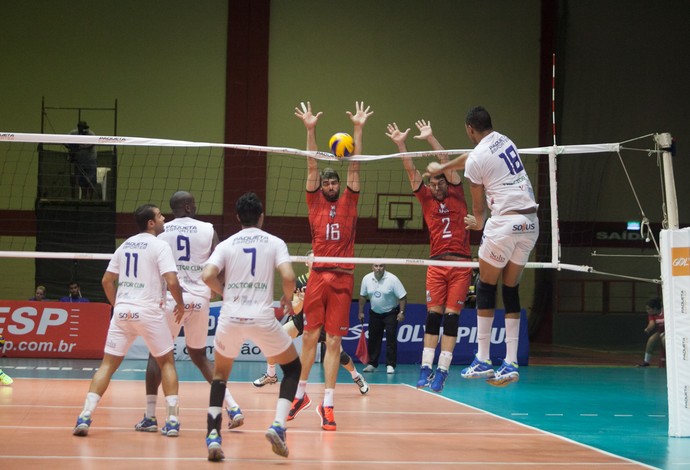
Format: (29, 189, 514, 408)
(169, 191, 196, 218)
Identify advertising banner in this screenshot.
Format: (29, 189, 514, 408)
(1, 300, 528, 366)
(661, 228, 690, 437)
(0, 301, 111, 358)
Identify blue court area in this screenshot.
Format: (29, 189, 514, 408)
(1, 358, 684, 469)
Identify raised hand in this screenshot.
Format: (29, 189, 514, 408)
(347, 101, 374, 127)
(413, 119, 433, 141)
(294, 101, 322, 129)
(385, 122, 410, 146)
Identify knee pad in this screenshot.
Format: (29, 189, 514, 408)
(476, 280, 497, 310)
(502, 284, 521, 313)
(340, 350, 352, 366)
(278, 357, 302, 401)
(425, 312, 443, 336)
(442, 313, 459, 337)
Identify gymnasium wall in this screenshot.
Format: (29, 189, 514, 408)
(0, 1, 687, 351)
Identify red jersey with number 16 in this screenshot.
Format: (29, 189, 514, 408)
(307, 188, 359, 270)
(415, 183, 471, 258)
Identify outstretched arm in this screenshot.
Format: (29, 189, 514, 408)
(295, 101, 323, 192)
(386, 122, 422, 191)
(346, 101, 373, 193)
(426, 153, 469, 179)
(414, 120, 461, 185)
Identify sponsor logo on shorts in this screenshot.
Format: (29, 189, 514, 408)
(512, 222, 536, 233)
(681, 290, 688, 315)
(682, 336, 688, 361)
(672, 247, 690, 276)
(490, 251, 506, 264)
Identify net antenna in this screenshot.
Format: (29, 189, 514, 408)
(548, 53, 561, 266)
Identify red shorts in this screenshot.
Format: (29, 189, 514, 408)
(426, 266, 473, 313)
(303, 270, 354, 336)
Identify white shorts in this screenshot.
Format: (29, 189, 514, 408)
(214, 315, 292, 359)
(104, 305, 174, 357)
(165, 292, 210, 350)
(479, 213, 539, 268)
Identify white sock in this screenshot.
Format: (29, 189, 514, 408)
(323, 388, 334, 407)
(274, 397, 291, 427)
(504, 317, 520, 364)
(421, 347, 435, 367)
(438, 351, 453, 371)
(267, 363, 276, 377)
(644, 353, 652, 363)
(145, 394, 157, 418)
(477, 316, 494, 361)
(82, 392, 101, 415)
(224, 388, 238, 409)
(165, 395, 179, 420)
(350, 369, 359, 379)
(295, 380, 307, 399)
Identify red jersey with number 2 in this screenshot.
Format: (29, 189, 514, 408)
(307, 188, 359, 270)
(415, 183, 470, 258)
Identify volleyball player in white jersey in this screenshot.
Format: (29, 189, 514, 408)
(134, 191, 243, 433)
(426, 106, 538, 387)
(201, 192, 301, 460)
(73, 204, 185, 437)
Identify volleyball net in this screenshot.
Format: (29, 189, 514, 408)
(0, 129, 675, 307)
(0, 130, 673, 270)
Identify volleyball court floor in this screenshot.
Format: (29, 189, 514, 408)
(0, 349, 683, 469)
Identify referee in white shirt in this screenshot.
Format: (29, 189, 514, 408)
(358, 264, 407, 374)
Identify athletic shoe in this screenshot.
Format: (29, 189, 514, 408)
(265, 421, 289, 458)
(206, 429, 224, 462)
(417, 365, 434, 388)
(362, 364, 376, 373)
(387, 365, 395, 374)
(461, 355, 496, 379)
(316, 403, 336, 431)
(353, 374, 369, 394)
(637, 362, 650, 368)
(430, 368, 449, 393)
(226, 406, 244, 430)
(486, 360, 520, 387)
(287, 394, 311, 421)
(134, 414, 158, 432)
(253, 372, 278, 387)
(0, 371, 13, 386)
(160, 417, 180, 437)
(72, 411, 92, 436)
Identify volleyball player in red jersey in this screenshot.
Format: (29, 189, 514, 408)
(386, 120, 473, 393)
(289, 101, 373, 431)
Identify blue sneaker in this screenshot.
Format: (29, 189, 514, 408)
(461, 355, 495, 379)
(430, 368, 449, 393)
(160, 417, 180, 437)
(134, 414, 158, 432)
(226, 406, 244, 430)
(486, 360, 519, 387)
(206, 429, 224, 462)
(265, 421, 289, 458)
(72, 411, 92, 436)
(416, 365, 434, 388)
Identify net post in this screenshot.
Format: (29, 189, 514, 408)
(656, 133, 678, 229)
